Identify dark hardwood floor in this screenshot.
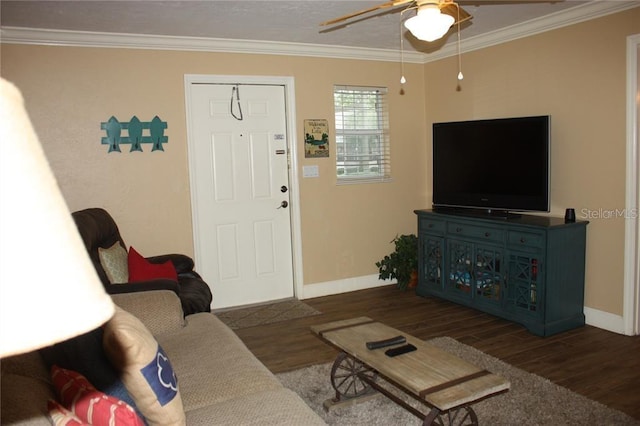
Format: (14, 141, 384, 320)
(233, 285, 640, 420)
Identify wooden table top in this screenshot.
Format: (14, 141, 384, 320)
(312, 317, 510, 411)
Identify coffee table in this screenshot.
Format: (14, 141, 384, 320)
(311, 317, 510, 426)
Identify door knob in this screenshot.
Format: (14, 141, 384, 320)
(281, 185, 288, 193)
(278, 201, 289, 209)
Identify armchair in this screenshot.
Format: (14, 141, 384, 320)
(72, 208, 212, 315)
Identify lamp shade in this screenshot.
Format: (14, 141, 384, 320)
(0, 78, 115, 358)
(404, 4, 455, 42)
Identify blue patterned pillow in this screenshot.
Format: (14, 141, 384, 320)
(102, 307, 185, 425)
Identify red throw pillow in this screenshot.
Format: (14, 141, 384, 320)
(128, 246, 178, 283)
(51, 365, 145, 426)
(48, 399, 88, 426)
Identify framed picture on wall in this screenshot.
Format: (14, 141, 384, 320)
(304, 119, 329, 158)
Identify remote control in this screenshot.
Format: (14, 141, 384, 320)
(366, 335, 407, 350)
(385, 344, 417, 357)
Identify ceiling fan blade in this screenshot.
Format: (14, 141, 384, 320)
(320, 0, 414, 26)
(440, 3, 472, 24)
(457, 0, 560, 4)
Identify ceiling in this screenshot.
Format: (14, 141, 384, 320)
(0, 1, 632, 54)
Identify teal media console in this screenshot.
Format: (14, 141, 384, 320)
(414, 209, 588, 336)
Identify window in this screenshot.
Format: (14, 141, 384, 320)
(334, 85, 391, 183)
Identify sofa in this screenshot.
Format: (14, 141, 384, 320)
(0, 290, 326, 425)
(72, 208, 213, 316)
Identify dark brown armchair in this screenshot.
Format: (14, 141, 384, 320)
(72, 208, 212, 315)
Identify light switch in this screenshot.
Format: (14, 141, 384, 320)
(303, 165, 319, 178)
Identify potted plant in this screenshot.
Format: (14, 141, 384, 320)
(376, 234, 418, 290)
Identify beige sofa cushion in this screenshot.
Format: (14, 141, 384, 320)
(156, 312, 283, 412)
(184, 388, 327, 426)
(111, 291, 184, 335)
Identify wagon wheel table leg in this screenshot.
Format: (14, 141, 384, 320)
(424, 406, 479, 426)
(330, 352, 378, 402)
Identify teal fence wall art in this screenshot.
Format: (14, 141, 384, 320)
(101, 116, 168, 153)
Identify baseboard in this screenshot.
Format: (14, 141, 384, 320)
(584, 306, 625, 334)
(300, 274, 394, 299)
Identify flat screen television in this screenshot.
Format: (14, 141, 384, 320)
(432, 115, 550, 215)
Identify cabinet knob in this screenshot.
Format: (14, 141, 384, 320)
(520, 237, 526, 243)
(485, 232, 491, 237)
(456, 227, 462, 232)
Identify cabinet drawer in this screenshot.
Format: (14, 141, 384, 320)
(420, 217, 445, 235)
(447, 222, 504, 243)
(508, 230, 545, 249)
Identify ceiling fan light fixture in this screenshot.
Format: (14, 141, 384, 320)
(404, 4, 454, 42)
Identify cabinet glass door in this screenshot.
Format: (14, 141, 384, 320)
(507, 254, 542, 315)
(446, 240, 473, 299)
(474, 246, 503, 305)
(421, 236, 443, 291)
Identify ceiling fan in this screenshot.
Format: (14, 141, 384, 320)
(321, 0, 473, 43)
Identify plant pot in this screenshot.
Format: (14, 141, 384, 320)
(407, 270, 418, 289)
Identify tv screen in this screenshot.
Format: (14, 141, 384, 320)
(433, 115, 550, 213)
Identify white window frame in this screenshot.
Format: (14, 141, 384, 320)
(333, 85, 391, 184)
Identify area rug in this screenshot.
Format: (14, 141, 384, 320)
(277, 337, 640, 425)
(215, 299, 321, 330)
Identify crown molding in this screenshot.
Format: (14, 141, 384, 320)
(0, 26, 427, 64)
(423, 1, 640, 62)
(0, 1, 636, 64)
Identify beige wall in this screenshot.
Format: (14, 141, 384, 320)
(0, 45, 427, 287)
(424, 8, 640, 315)
(1, 7, 638, 316)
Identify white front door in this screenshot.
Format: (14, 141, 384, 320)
(187, 82, 294, 309)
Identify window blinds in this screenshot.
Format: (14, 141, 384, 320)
(334, 85, 390, 183)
